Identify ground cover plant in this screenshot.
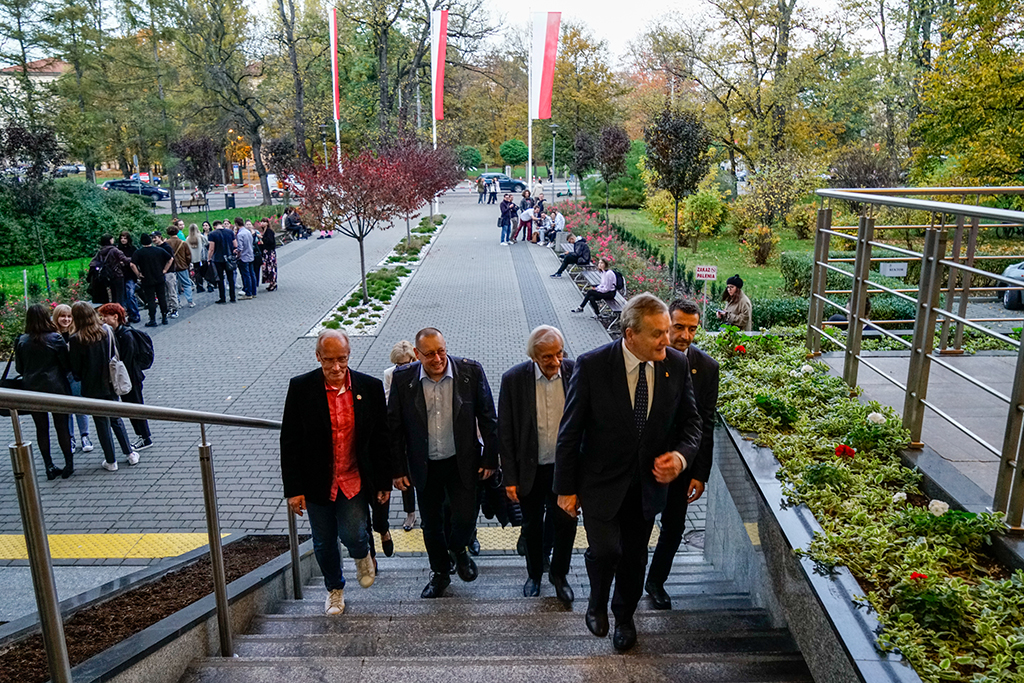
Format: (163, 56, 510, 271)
(706, 326, 1021, 683)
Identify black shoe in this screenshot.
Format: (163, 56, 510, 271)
(144, 321, 158, 327)
(455, 549, 478, 582)
(586, 604, 609, 637)
(468, 538, 481, 556)
(207, 286, 215, 292)
(61, 465, 74, 479)
(214, 299, 227, 304)
(523, 577, 541, 597)
(542, 556, 551, 574)
(612, 618, 637, 652)
(516, 532, 527, 557)
(132, 437, 154, 451)
(381, 533, 394, 558)
(645, 578, 672, 610)
(161, 318, 168, 325)
(421, 572, 450, 599)
(550, 574, 575, 605)
(45, 464, 62, 480)
(571, 307, 583, 313)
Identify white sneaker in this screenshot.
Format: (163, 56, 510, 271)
(126, 451, 140, 466)
(102, 460, 118, 472)
(82, 436, 93, 452)
(324, 588, 345, 615)
(355, 555, 376, 588)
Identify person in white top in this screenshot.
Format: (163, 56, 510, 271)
(540, 209, 564, 246)
(382, 340, 418, 531)
(572, 259, 618, 315)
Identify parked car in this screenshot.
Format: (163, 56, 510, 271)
(478, 172, 527, 193)
(102, 179, 170, 201)
(130, 172, 161, 185)
(56, 164, 81, 175)
(1000, 262, 1024, 310)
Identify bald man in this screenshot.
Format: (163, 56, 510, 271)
(281, 330, 392, 616)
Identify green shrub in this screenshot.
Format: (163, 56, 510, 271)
(786, 204, 817, 240)
(323, 320, 340, 329)
(751, 297, 809, 329)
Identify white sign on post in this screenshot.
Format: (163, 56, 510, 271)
(695, 265, 718, 281)
(880, 262, 908, 278)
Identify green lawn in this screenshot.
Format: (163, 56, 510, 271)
(0, 258, 92, 301)
(608, 209, 812, 298)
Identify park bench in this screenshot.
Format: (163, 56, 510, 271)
(579, 270, 627, 331)
(179, 196, 209, 211)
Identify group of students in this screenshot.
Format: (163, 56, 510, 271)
(89, 217, 280, 325)
(12, 301, 156, 479)
(497, 190, 565, 246)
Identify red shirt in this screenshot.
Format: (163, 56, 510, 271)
(326, 372, 361, 501)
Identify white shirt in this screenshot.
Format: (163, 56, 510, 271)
(519, 208, 535, 222)
(554, 213, 565, 231)
(534, 363, 565, 466)
(621, 341, 653, 418)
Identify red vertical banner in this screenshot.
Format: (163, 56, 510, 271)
(431, 10, 448, 121)
(330, 8, 341, 122)
(530, 12, 561, 120)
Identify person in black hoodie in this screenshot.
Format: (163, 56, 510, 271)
(88, 234, 139, 306)
(551, 234, 590, 277)
(14, 304, 75, 480)
(98, 303, 153, 452)
(68, 302, 139, 472)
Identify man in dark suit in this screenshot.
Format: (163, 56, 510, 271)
(555, 293, 703, 652)
(389, 327, 499, 598)
(499, 325, 578, 604)
(645, 299, 720, 610)
(280, 330, 392, 616)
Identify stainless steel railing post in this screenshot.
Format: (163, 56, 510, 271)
(8, 408, 72, 683)
(197, 423, 233, 657)
(995, 335, 1024, 528)
(286, 509, 303, 600)
(806, 207, 832, 355)
(843, 215, 874, 389)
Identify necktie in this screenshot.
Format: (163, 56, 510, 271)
(634, 362, 648, 434)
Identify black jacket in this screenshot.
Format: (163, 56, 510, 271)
(280, 367, 391, 505)
(14, 332, 71, 395)
(573, 238, 591, 264)
(388, 357, 499, 491)
(554, 340, 702, 521)
(497, 358, 575, 496)
(500, 200, 518, 222)
(112, 325, 145, 386)
(68, 327, 117, 398)
(685, 344, 720, 483)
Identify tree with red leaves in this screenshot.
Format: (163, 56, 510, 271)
(296, 151, 402, 303)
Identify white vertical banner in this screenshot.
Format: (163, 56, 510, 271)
(430, 10, 448, 122)
(529, 12, 561, 120)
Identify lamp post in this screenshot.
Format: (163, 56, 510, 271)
(319, 125, 329, 169)
(549, 123, 558, 199)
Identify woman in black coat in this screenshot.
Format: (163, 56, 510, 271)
(68, 301, 139, 472)
(14, 304, 74, 479)
(98, 303, 152, 451)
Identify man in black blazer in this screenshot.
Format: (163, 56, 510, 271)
(555, 293, 703, 652)
(499, 325, 577, 604)
(646, 299, 720, 610)
(280, 330, 392, 616)
(389, 327, 499, 598)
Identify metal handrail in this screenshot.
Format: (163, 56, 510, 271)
(818, 189, 1024, 223)
(3, 389, 297, 683)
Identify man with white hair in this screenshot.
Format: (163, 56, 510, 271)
(498, 326, 578, 605)
(280, 330, 392, 616)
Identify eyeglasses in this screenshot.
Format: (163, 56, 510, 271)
(319, 356, 349, 367)
(417, 348, 446, 360)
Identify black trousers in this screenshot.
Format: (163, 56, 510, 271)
(521, 464, 576, 580)
(583, 479, 655, 622)
(120, 382, 151, 440)
(139, 282, 168, 322)
(30, 411, 72, 469)
(214, 262, 236, 302)
(555, 253, 580, 275)
(417, 456, 478, 574)
(648, 475, 691, 585)
(581, 288, 616, 314)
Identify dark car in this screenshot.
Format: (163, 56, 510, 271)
(478, 172, 527, 193)
(102, 179, 170, 201)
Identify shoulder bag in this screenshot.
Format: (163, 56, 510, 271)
(0, 355, 24, 416)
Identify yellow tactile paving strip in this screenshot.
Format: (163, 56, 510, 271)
(391, 525, 661, 553)
(0, 533, 227, 560)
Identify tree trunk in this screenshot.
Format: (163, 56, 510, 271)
(33, 223, 52, 298)
(672, 196, 679, 293)
(358, 235, 368, 304)
(406, 215, 411, 244)
(376, 18, 390, 132)
(604, 179, 610, 224)
(251, 133, 272, 205)
(276, 0, 310, 162)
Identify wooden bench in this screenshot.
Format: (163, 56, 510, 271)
(179, 196, 209, 211)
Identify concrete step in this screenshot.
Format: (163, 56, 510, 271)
(329, 556, 716, 579)
(232, 629, 801, 658)
(181, 653, 813, 683)
(249, 608, 778, 637)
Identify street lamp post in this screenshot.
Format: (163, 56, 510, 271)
(550, 123, 558, 200)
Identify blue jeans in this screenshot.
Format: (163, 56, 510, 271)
(306, 489, 371, 591)
(238, 261, 256, 296)
(124, 280, 140, 321)
(176, 270, 194, 305)
(500, 220, 511, 243)
(67, 379, 89, 439)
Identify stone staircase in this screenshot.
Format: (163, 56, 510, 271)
(180, 554, 813, 682)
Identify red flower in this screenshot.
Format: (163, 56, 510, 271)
(734, 345, 746, 353)
(909, 572, 928, 581)
(835, 444, 856, 458)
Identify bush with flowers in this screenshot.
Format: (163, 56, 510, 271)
(706, 326, 1020, 683)
(0, 277, 87, 358)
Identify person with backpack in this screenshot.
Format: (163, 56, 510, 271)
(68, 302, 139, 472)
(117, 232, 142, 323)
(572, 258, 619, 315)
(98, 303, 155, 451)
(88, 234, 139, 306)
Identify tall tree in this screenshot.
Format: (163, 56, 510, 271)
(596, 125, 630, 223)
(0, 0, 48, 127)
(273, 0, 310, 163)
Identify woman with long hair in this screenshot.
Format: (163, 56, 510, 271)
(15, 304, 74, 479)
(187, 223, 210, 293)
(260, 219, 277, 292)
(98, 303, 153, 451)
(68, 302, 139, 471)
(52, 304, 93, 455)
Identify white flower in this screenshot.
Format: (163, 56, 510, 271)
(800, 364, 814, 374)
(928, 500, 950, 517)
(867, 412, 886, 425)
(789, 370, 801, 377)
(892, 492, 907, 504)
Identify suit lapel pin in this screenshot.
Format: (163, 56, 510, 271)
(356, 395, 362, 400)
(666, 371, 670, 377)
(692, 368, 697, 375)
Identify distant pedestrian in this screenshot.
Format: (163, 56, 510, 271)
(499, 194, 517, 245)
(88, 234, 136, 306)
(477, 177, 486, 203)
(51, 304, 92, 456)
(261, 219, 278, 292)
(117, 232, 141, 323)
(208, 220, 238, 303)
(68, 302, 139, 472)
(165, 226, 194, 312)
(716, 274, 753, 331)
(131, 232, 172, 327)
(248, 220, 263, 289)
(187, 223, 210, 293)
(152, 232, 178, 316)
(234, 217, 256, 299)
(488, 178, 498, 204)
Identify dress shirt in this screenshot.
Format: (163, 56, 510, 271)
(622, 341, 653, 419)
(420, 359, 456, 460)
(235, 227, 254, 262)
(325, 372, 361, 501)
(595, 269, 617, 293)
(534, 363, 565, 466)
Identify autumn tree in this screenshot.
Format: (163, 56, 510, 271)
(169, 135, 220, 196)
(572, 130, 596, 195)
(596, 125, 630, 222)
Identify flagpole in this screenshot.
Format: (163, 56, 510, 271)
(330, 7, 342, 170)
(527, 9, 533, 192)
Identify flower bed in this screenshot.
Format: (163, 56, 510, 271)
(706, 325, 1022, 683)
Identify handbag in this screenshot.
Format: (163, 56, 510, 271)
(0, 355, 24, 417)
(225, 252, 238, 273)
(106, 328, 132, 396)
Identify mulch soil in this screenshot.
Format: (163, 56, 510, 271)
(0, 535, 300, 683)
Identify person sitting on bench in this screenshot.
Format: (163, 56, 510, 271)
(572, 259, 617, 314)
(550, 234, 590, 278)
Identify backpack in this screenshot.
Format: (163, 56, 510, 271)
(125, 327, 155, 370)
(613, 269, 626, 293)
(89, 250, 119, 285)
